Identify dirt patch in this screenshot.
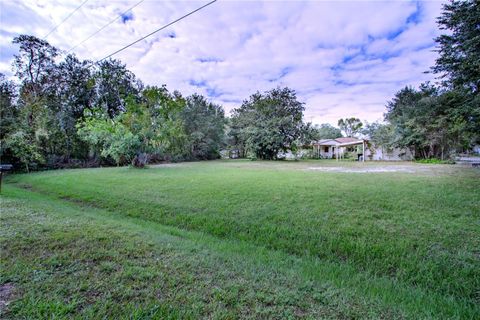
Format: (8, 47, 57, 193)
(306, 166, 416, 173)
(59, 195, 94, 207)
(0, 283, 15, 312)
(149, 163, 190, 168)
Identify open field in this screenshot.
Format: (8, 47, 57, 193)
(1, 160, 479, 319)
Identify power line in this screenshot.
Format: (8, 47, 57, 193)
(96, 0, 218, 63)
(66, 0, 145, 54)
(44, 0, 89, 39)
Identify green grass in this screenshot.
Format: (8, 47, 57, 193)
(1, 160, 479, 318)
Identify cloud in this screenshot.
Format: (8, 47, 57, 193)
(0, 0, 446, 125)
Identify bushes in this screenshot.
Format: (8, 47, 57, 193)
(415, 158, 455, 164)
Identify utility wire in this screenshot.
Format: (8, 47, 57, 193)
(67, 0, 145, 54)
(44, 0, 89, 39)
(96, 0, 217, 63)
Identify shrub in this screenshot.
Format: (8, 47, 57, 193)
(415, 158, 455, 164)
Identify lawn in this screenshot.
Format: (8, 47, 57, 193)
(1, 160, 479, 319)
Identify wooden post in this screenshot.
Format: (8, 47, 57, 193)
(362, 141, 365, 162)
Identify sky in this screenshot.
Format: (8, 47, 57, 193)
(0, 0, 446, 125)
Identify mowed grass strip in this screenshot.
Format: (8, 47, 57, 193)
(1, 187, 402, 319)
(5, 160, 480, 317)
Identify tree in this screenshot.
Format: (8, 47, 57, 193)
(182, 94, 225, 160)
(9, 35, 62, 167)
(4, 131, 44, 172)
(94, 59, 141, 118)
(5, 33, 234, 171)
(13, 35, 58, 93)
(431, 0, 480, 148)
(140, 86, 187, 161)
(384, 84, 477, 159)
(314, 123, 342, 140)
(337, 117, 363, 137)
(362, 122, 397, 154)
(0, 74, 17, 141)
(231, 87, 306, 160)
(12, 35, 58, 129)
(77, 86, 189, 167)
(432, 0, 480, 92)
(0, 74, 19, 164)
(77, 110, 140, 166)
(55, 54, 96, 159)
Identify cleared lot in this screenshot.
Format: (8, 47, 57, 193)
(1, 160, 479, 318)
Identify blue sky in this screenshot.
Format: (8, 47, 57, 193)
(0, 0, 445, 125)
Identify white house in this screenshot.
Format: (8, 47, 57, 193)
(313, 137, 365, 160)
(312, 138, 414, 161)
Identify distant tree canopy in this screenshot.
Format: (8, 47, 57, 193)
(230, 87, 309, 160)
(337, 118, 363, 137)
(313, 123, 343, 140)
(362, 122, 396, 151)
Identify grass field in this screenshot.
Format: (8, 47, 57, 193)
(1, 160, 479, 319)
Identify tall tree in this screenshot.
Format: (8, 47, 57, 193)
(182, 94, 225, 160)
(0, 74, 18, 164)
(94, 59, 141, 118)
(0, 74, 17, 141)
(314, 123, 343, 139)
(432, 0, 480, 92)
(9, 35, 61, 168)
(13, 35, 58, 129)
(231, 87, 306, 160)
(337, 117, 363, 137)
(13, 35, 58, 94)
(55, 54, 95, 159)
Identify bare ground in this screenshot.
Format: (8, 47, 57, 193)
(0, 283, 15, 313)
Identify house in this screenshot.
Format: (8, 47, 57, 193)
(473, 145, 480, 155)
(312, 138, 414, 161)
(368, 145, 414, 161)
(313, 137, 366, 160)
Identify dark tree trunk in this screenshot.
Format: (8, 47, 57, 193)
(132, 153, 149, 168)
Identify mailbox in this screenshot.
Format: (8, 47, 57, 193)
(0, 164, 13, 171)
(0, 164, 13, 193)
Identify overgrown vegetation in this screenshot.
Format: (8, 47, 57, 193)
(414, 158, 455, 164)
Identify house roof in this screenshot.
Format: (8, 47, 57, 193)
(315, 139, 338, 146)
(335, 137, 362, 144)
(314, 137, 363, 146)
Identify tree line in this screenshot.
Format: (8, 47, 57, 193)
(0, 35, 315, 170)
(1, 0, 478, 170)
(0, 35, 231, 170)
